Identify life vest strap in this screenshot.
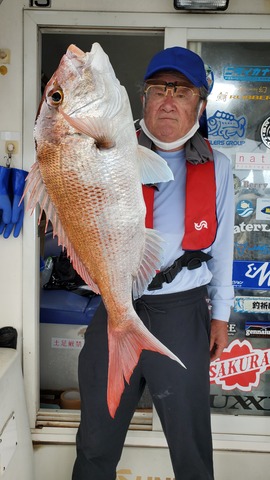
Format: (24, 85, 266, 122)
(147, 250, 212, 291)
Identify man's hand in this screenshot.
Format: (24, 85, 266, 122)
(210, 319, 228, 362)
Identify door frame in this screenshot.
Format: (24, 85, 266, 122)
(23, 9, 270, 451)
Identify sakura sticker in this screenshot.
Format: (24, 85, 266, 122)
(210, 339, 270, 391)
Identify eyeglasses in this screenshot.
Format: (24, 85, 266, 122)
(144, 81, 201, 103)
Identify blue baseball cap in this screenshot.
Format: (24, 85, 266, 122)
(144, 46, 209, 91)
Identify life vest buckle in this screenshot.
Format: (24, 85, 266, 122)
(147, 251, 212, 291)
(186, 257, 202, 270)
(163, 261, 181, 283)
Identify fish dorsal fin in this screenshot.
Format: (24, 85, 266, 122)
(137, 145, 174, 184)
(59, 108, 115, 150)
(132, 228, 164, 299)
(23, 162, 100, 295)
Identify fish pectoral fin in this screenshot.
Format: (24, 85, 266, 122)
(59, 107, 116, 149)
(137, 145, 174, 184)
(132, 228, 164, 300)
(107, 317, 185, 418)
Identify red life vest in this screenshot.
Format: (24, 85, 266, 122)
(141, 138, 217, 251)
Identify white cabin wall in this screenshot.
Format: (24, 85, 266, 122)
(0, 0, 25, 354)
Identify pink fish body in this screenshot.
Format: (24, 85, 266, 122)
(25, 43, 185, 417)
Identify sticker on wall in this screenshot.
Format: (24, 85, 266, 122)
(214, 89, 270, 102)
(233, 174, 242, 194)
(208, 110, 247, 147)
(235, 296, 270, 313)
(205, 64, 214, 94)
(234, 242, 270, 259)
(223, 65, 270, 82)
(236, 199, 254, 218)
(210, 339, 270, 391)
(216, 91, 228, 102)
(256, 198, 270, 220)
(228, 322, 237, 336)
(235, 152, 270, 170)
(234, 221, 270, 234)
(261, 116, 270, 149)
(240, 180, 268, 192)
(233, 260, 270, 289)
(210, 393, 270, 413)
(245, 321, 270, 338)
(51, 337, 84, 349)
(244, 85, 268, 95)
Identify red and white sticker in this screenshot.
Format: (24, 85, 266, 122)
(210, 339, 270, 391)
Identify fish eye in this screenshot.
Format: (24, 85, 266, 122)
(47, 87, 64, 106)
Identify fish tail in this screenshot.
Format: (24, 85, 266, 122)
(107, 317, 185, 418)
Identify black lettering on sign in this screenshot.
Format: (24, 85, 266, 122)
(29, 0, 51, 7)
(211, 394, 270, 411)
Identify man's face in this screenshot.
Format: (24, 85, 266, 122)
(143, 72, 206, 149)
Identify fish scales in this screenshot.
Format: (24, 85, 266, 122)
(23, 42, 185, 417)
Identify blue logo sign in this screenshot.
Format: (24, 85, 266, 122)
(233, 261, 270, 289)
(245, 321, 270, 338)
(205, 64, 214, 94)
(224, 65, 270, 82)
(261, 206, 270, 216)
(236, 200, 254, 218)
(235, 242, 270, 258)
(208, 110, 247, 141)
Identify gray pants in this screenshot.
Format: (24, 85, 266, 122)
(72, 286, 214, 480)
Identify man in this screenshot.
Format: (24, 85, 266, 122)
(72, 46, 234, 480)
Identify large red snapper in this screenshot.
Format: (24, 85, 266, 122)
(24, 43, 185, 417)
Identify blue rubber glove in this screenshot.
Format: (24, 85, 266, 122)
(10, 168, 28, 238)
(0, 166, 12, 236)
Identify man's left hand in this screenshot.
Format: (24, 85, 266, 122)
(210, 319, 228, 362)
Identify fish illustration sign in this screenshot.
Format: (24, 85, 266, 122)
(208, 110, 247, 147)
(236, 200, 254, 218)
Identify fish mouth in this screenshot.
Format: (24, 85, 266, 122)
(66, 44, 86, 72)
(62, 42, 120, 118)
(66, 42, 112, 75)
(67, 44, 84, 57)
